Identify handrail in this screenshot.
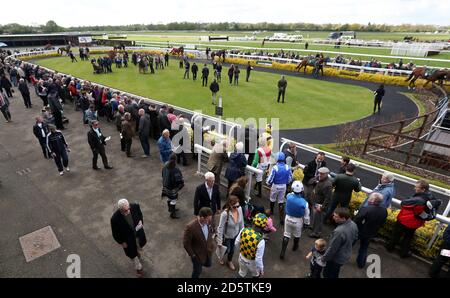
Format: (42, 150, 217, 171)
(194, 143, 262, 200)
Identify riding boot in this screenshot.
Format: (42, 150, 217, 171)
(270, 202, 275, 215)
(167, 201, 171, 212)
(280, 236, 290, 260)
(254, 182, 262, 197)
(279, 203, 285, 226)
(293, 237, 300, 252)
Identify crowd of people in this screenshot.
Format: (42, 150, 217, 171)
(1, 47, 448, 279)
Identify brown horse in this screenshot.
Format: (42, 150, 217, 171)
(170, 46, 184, 56)
(405, 67, 449, 89)
(295, 57, 324, 77)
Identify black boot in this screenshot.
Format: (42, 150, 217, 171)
(270, 202, 275, 215)
(280, 236, 290, 260)
(169, 204, 180, 219)
(167, 201, 171, 212)
(279, 203, 285, 226)
(293, 237, 300, 251)
(254, 182, 262, 197)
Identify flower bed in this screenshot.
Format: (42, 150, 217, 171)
(225, 57, 449, 91)
(349, 191, 446, 260)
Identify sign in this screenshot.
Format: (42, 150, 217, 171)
(215, 106, 223, 116)
(78, 36, 92, 43)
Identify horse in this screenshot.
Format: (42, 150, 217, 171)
(57, 44, 71, 55)
(211, 50, 226, 62)
(405, 67, 449, 89)
(170, 46, 184, 56)
(295, 56, 324, 77)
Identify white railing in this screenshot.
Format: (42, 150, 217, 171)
(226, 52, 421, 76)
(194, 144, 262, 200)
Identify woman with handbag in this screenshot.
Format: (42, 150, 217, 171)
(216, 195, 244, 270)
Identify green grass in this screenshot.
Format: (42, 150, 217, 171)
(101, 31, 450, 67)
(37, 56, 375, 129)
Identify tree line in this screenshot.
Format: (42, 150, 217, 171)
(0, 20, 448, 34)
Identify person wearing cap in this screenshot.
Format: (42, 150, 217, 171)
(360, 172, 395, 209)
(353, 192, 387, 268)
(252, 135, 272, 198)
(280, 181, 310, 259)
(46, 124, 70, 176)
(266, 152, 292, 225)
(235, 213, 268, 277)
(110, 198, 147, 277)
(309, 167, 333, 238)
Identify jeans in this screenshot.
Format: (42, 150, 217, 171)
(53, 150, 69, 172)
(191, 256, 211, 278)
(139, 134, 150, 156)
(356, 237, 371, 268)
(323, 260, 342, 278)
(224, 236, 237, 262)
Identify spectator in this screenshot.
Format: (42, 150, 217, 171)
(162, 153, 184, 219)
(277, 75, 287, 103)
(386, 180, 436, 258)
(361, 172, 395, 209)
(46, 124, 70, 176)
(18, 78, 31, 108)
(322, 208, 358, 278)
(245, 62, 253, 82)
(0, 92, 11, 123)
(324, 163, 361, 220)
(206, 140, 228, 186)
(305, 238, 327, 278)
(183, 207, 215, 278)
(87, 120, 113, 170)
(309, 167, 333, 238)
(233, 65, 240, 85)
(32, 116, 50, 159)
(191, 62, 198, 81)
(354, 192, 387, 268)
(110, 198, 147, 277)
(302, 152, 327, 205)
(157, 129, 172, 163)
(138, 108, 151, 158)
(225, 142, 247, 190)
(194, 172, 221, 216)
(373, 84, 385, 114)
(121, 112, 135, 157)
(201, 64, 209, 87)
(216, 195, 244, 270)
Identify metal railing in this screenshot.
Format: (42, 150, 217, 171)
(193, 144, 262, 201)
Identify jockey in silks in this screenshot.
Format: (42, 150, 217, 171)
(266, 152, 292, 226)
(252, 133, 272, 198)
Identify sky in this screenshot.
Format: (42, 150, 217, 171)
(1, 0, 449, 27)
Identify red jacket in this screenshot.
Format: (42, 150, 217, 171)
(397, 192, 432, 229)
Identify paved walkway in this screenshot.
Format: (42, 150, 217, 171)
(0, 83, 430, 278)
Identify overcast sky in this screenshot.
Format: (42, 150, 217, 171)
(1, 0, 448, 27)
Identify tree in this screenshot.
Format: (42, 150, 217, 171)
(42, 20, 63, 33)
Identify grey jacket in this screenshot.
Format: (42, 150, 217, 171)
(312, 176, 333, 211)
(139, 114, 151, 137)
(216, 207, 244, 241)
(323, 219, 358, 265)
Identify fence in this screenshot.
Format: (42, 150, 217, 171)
(363, 91, 449, 167)
(193, 144, 262, 201)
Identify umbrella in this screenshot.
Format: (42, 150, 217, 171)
(0, 42, 8, 47)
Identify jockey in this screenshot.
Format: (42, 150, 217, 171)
(252, 134, 272, 198)
(266, 152, 292, 225)
(235, 213, 268, 278)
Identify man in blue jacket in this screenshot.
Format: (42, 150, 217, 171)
(360, 172, 395, 209)
(266, 152, 292, 225)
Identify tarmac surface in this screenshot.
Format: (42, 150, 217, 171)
(0, 82, 432, 278)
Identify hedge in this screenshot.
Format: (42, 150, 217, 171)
(224, 57, 450, 92)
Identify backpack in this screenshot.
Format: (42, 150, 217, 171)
(418, 198, 442, 221)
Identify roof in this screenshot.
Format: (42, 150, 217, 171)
(0, 32, 94, 38)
